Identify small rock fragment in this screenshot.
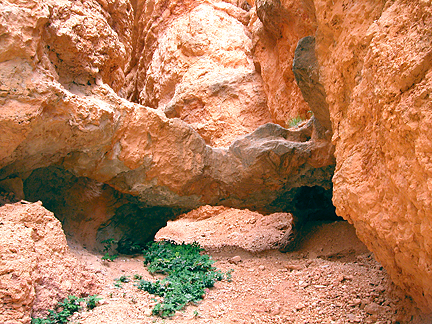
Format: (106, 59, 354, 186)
(364, 302, 382, 315)
(295, 302, 305, 310)
(285, 264, 304, 271)
(229, 255, 242, 264)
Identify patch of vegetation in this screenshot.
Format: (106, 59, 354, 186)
(137, 241, 232, 317)
(101, 238, 118, 262)
(31, 295, 101, 324)
(117, 238, 145, 254)
(85, 295, 102, 310)
(113, 275, 131, 288)
(117, 275, 131, 283)
(288, 116, 304, 128)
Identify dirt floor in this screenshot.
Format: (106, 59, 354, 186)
(68, 208, 431, 324)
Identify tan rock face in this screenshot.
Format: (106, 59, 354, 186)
(128, 1, 273, 146)
(0, 201, 100, 323)
(0, 0, 333, 210)
(313, 0, 432, 312)
(3, 0, 432, 317)
(156, 205, 294, 252)
(249, 0, 317, 126)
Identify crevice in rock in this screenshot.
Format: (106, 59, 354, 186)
(268, 183, 339, 222)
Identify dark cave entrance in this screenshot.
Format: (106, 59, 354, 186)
(269, 185, 341, 223)
(2, 165, 342, 255)
(21, 166, 185, 254)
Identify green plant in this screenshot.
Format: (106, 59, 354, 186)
(101, 238, 119, 262)
(113, 275, 130, 289)
(225, 269, 234, 282)
(86, 295, 102, 310)
(31, 294, 101, 324)
(288, 116, 304, 128)
(102, 253, 118, 262)
(137, 241, 232, 317)
(117, 275, 130, 283)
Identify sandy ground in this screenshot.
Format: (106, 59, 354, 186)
(68, 209, 431, 324)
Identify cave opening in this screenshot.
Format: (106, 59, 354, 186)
(153, 184, 342, 254)
(21, 166, 186, 254)
(3, 165, 342, 256)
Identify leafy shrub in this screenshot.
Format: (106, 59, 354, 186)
(117, 275, 130, 283)
(137, 241, 231, 317)
(31, 294, 101, 324)
(31, 295, 102, 324)
(101, 238, 118, 262)
(86, 295, 102, 310)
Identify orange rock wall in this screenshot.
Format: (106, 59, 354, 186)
(2, 0, 432, 315)
(250, 0, 317, 126)
(0, 202, 100, 323)
(313, 0, 432, 312)
(126, 0, 273, 146)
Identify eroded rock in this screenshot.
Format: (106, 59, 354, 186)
(155, 205, 294, 252)
(292, 36, 332, 136)
(129, 1, 272, 146)
(249, 0, 317, 126)
(0, 201, 100, 323)
(314, 0, 432, 312)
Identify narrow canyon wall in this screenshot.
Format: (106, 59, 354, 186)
(313, 0, 432, 312)
(2, 0, 432, 316)
(249, 0, 318, 126)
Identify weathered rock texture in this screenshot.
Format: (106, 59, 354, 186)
(156, 205, 293, 252)
(3, 0, 432, 314)
(0, 0, 334, 231)
(292, 35, 332, 135)
(128, 0, 273, 146)
(249, 0, 317, 126)
(313, 0, 432, 313)
(0, 201, 100, 323)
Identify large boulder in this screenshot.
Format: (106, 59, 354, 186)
(129, 1, 272, 146)
(0, 201, 100, 324)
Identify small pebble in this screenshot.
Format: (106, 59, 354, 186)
(364, 302, 382, 315)
(295, 302, 305, 310)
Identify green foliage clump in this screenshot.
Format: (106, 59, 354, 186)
(113, 275, 131, 288)
(101, 238, 118, 262)
(31, 295, 101, 324)
(85, 295, 102, 310)
(288, 116, 304, 128)
(137, 241, 231, 317)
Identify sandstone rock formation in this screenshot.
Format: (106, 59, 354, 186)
(0, 201, 100, 323)
(0, 0, 334, 248)
(129, 1, 273, 146)
(312, 0, 432, 313)
(249, 0, 317, 126)
(156, 205, 294, 252)
(3, 0, 431, 317)
(292, 35, 332, 135)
